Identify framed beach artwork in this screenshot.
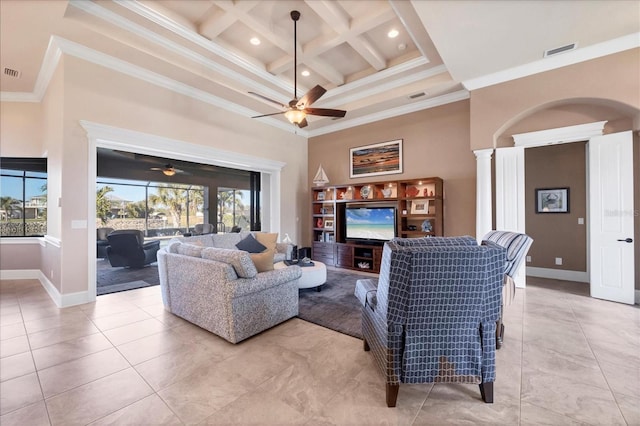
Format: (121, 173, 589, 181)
(536, 187, 569, 213)
(350, 139, 403, 178)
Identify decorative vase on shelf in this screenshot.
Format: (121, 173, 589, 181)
(405, 186, 419, 197)
(316, 218, 323, 228)
(421, 220, 433, 232)
(360, 185, 371, 199)
(381, 188, 392, 198)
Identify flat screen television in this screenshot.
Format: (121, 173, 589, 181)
(345, 206, 396, 243)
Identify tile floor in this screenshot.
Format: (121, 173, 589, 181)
(0, 276, 638, 425)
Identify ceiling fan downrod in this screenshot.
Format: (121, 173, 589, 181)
(291, 10, 300, 102)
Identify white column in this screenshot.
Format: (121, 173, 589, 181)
(474, 149, 493, 242)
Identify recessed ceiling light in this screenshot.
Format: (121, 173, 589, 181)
(250, 37, 261, 46)
(387, 29, 399, 38)
(301, 70, 310, 77)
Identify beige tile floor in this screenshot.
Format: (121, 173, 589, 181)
(0, 276, 638, 425)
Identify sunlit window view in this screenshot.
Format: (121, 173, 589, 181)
(96, 178, 205, 237)
(217, 188, 251, 233)
(1, 166, 47, 237)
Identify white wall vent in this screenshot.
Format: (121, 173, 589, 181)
(544, 43, 578, 58)
(3, 68, 21, 78)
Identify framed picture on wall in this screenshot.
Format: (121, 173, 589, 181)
(536, 187, 569, 213)
(350, 139, 403, 178)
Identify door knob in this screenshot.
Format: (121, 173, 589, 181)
(617, 238, 633, 243)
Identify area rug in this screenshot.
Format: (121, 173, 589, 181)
(297, 268, 376, 339)
(96, 260, 160, 295)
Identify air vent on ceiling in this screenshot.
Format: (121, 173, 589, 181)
(408, 92, 426, 99)
(544, 43, 577, 58)
(3, 68, 21, 78)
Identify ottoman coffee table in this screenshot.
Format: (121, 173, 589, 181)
(274, 260, 327, 291)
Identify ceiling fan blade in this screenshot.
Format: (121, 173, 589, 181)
(296, 85, 326, 108)
(248, 92, 287, 109)
(297, 117, 308, 128)
(304, 107, 346, 118)
(252, 111, 287, 118)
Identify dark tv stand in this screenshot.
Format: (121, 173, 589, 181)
(312, 242, 383, 273)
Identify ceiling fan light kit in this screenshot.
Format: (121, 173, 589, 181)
(162, 168, 176, 176)
(250, 10, 346, 128)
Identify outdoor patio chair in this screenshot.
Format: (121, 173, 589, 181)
(106, 229, 160, 268)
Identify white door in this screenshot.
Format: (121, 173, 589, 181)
(589, 131, 635, 304)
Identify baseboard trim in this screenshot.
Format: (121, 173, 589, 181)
(0, 269, 41, 280)
(526, 267, 589, 283)
(1, 269, 91, 308)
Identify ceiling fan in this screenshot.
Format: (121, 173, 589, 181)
(250, 10, 346, 128)
(150, 164, 184, 177)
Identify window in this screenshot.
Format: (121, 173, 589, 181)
(0, 158, 48, 237)
(96, 178, 206, 237)
(217, 188, 251, 232)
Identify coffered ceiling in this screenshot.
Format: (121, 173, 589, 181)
(1, 1, 638, 137)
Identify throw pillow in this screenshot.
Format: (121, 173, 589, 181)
(235, 234, 267, 253)
(250, 232, 278, 272)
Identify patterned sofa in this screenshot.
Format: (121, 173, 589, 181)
(355, 236, 506, 407)
(157, 237, 302, 344)
(173, 231, 293, 263)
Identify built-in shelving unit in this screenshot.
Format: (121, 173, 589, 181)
(311, 177, 443, 272)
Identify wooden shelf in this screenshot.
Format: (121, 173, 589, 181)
(311, 177, 443, 272)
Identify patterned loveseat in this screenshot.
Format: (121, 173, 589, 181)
(157, 237, 301, 344)
(355, 236, 506, 407)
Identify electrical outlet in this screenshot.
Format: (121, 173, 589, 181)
(578, 217, 584, 225)
(526, 255, 531, 262)
(555, 257, 563, 265)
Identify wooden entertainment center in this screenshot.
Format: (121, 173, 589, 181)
(311, 177, 443, 273)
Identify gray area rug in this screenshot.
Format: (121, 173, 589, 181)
(96, 259, 160, 296)
(298, 269, 376, 339)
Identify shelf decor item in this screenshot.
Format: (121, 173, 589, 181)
(324, 220, 334, 229)
(313, 164, 329, 186)
(316, 218, 323, 228)
(350, 139, 403, 178)
(360, 185, 371, 199)
(410, 200, 429, 214)
(536, 187, 569, 213)
(421, 220, 433, 232)
(405, 186, 419, 197)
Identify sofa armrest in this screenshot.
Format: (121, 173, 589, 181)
(355, 278, 378, 309)
(231, 266, 302, 298)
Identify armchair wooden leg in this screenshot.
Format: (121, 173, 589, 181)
(386, 383, 399, 407)
(479, 382, 494, 403)
(363, 338, 370, 351)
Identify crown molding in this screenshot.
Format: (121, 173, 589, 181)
(68, 0, 288, 103)
(308, 89, 469, 137)
(0, 36, 62, 103)
(320, 64, 447, 108)
(463, 33, 640, 91)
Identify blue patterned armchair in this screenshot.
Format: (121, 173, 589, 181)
(355, 237, 506, 407)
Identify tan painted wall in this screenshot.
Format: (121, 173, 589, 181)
(471, 48, 640, 150)
(525, 142, 587, 271)
(0, 241, 41, 271)
(308, 100, 476, 245)
(0, 102, 43, 156)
